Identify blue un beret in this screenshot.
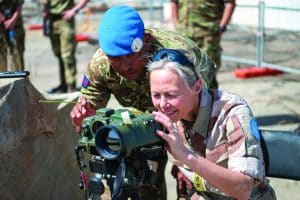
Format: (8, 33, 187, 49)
(98, 6, 144, 57)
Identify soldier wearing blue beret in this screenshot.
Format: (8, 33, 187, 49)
(70, 5, 218, 200)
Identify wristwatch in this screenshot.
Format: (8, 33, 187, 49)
(219, 25, 227, 33)
(73, 8, 79, 14)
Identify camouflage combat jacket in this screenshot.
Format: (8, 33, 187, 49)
(0, 0, 25, 71)
(0, 0, 24, 24)
(81, 28, 216, 111)
(182, 88, 275, 199)
(175, 0, 235, 37)
(0, 0, 24, 13)
(41, 0, 74, 14)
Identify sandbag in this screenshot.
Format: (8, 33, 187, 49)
(0, 78, 85, 199)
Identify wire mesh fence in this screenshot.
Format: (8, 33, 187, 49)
(222, 1, 300, 74)
(22, 0, 300, 74)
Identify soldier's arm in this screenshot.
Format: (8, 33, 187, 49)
(70, 49, 111, 133)
(62, 0, 89, 21)
(219, 0, 236, 33)
(3, 3, 23, 29)
(0, 11, 5, 23)
(80, 49, 111, 110)
(170, 0, 179, 25)
(72, 0, 90, 14)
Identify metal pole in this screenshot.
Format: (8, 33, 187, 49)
(148, 0, 153, 27)
(160, 0, 163, 28)
(257, 0, 265, 67)
(222, 2, 300, 74)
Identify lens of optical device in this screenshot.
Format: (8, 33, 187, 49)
(106, 129, 121, 152)
(95, 126, 123, 159)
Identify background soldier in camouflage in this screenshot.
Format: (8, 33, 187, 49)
(0, 0, 25, 72)
(171, 0, 236, 89)
(41, 0, 89, 93)
(148, 49, 276, 200)
(70, 6, 216, 200)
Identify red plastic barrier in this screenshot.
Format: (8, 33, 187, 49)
(234, 66, 283, 79)
(27, 24, 43, 30)
(75, 33, 91, 42)
(26, 28, 92, 42)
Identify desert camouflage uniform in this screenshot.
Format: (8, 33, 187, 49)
(42, 0, 77, 86)
(174, 0, 235, 88)
(181, 88, 276, 199)
(0, 0, 25, 71)
(80, 28, 216, 200)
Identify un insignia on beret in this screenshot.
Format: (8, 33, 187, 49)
(131, 38, 143, 53)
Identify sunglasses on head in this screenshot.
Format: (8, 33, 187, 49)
(152, 49, 198, 79)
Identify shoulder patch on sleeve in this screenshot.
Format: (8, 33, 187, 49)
(81, 74, 90, 89)
(249, 118, 260, 140)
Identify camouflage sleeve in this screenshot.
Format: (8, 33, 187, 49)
(80, 49, 111, 109)
(225, 103, 265, 182)
(189, 46, 217, 88)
